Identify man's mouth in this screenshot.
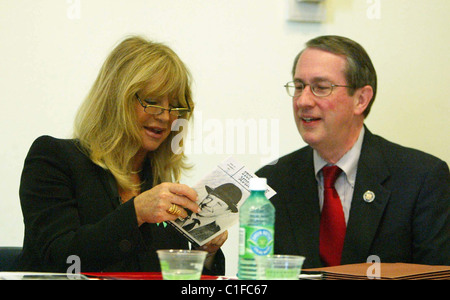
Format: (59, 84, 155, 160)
(301, 117, 321, 123)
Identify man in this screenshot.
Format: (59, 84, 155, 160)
(176, 183, 241, 244)
(256, 35, 449, 268)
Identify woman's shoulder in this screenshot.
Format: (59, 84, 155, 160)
(24, 135, 98, 181)
(28, 135, 87, 161)
(30, 135, 78, 151)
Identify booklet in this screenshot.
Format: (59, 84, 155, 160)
(303, 263, 450, 280)
(169, 157, 276, 246)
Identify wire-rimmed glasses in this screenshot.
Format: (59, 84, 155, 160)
(135, 93, 191, 118)
(284, 81, 352, 98)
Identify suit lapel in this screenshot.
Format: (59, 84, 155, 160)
(342, 129, 391, 264)
(95, 166, 121, 209)
(284, 148, 322, 266)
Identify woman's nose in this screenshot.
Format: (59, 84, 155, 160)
(154, 110, 171, 122)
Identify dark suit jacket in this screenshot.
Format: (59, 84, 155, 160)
(256, 127, 449, 268)
(17, 136, 224, 273)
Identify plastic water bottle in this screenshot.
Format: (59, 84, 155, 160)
(238, 177, 275, 280)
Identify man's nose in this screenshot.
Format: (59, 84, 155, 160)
(295, 86, 316, 108)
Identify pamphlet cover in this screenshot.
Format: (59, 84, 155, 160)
(170, 157, 276, 246)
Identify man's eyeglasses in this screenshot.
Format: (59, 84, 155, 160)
(135, 93, 191, 118)
(284, 81, 352, 98)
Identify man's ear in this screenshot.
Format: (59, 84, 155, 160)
(354, 85, 373, 116)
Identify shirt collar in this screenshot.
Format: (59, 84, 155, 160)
(314, 126, 365, 187)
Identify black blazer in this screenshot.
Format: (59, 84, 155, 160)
(256, 127, 450, 268)
(17, 135, 224, 273)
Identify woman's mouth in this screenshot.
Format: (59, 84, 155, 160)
(144, 126, 166, 139)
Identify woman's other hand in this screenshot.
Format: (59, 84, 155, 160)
(134, 182, 200, 226)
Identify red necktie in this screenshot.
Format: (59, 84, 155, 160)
(320, 166, 346, 266)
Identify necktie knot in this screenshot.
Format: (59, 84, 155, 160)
(322, 166, 342, 188)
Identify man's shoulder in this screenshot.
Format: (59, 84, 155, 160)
(256, 146, 312, 176)
(366, 131, 447, 168)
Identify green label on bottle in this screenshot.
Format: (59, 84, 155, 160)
(239, 225, 274, 259)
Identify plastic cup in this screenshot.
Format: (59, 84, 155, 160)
(256, 255, 305, 280)
(157, 249, 207, 280)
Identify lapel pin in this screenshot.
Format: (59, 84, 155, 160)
(363, 191, 375, 203)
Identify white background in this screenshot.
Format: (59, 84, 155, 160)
(1, 0, 449, 276)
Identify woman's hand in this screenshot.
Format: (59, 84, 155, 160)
(134, 182, 200, 226)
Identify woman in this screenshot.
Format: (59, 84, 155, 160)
(17, 36, 227, 274)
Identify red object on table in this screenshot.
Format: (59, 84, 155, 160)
(83, 272, 218, 280)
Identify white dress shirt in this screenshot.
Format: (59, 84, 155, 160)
(314, 127, 365, 224)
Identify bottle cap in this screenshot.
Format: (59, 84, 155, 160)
(249, 177, 266, 191)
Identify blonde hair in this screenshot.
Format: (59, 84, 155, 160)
(73, 36, 194, 191)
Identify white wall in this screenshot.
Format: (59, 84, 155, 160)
(1, 0, 449, 276)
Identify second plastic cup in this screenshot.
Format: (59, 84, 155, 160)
(256, 255, 305, 280)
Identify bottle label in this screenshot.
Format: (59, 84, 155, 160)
(239, 226, 274, 258)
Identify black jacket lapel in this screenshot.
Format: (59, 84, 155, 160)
(284, 148, 322, 266)
(342, 129, 391, 264)
(95, 166, 121, 209)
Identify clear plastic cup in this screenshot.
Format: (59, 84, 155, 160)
(256, 255, 305, 280)
(157, 249, 207, 280)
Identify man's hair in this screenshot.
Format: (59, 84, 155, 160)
(292, 35, 377, 118)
